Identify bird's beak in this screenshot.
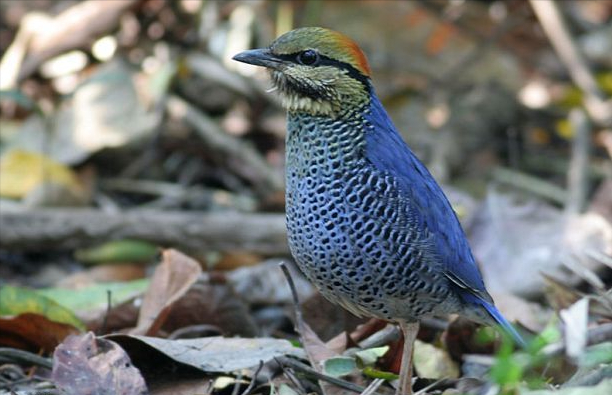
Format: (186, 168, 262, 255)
(232, 48, 283, 69)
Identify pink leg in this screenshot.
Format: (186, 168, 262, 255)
(396, 321, 419, 395)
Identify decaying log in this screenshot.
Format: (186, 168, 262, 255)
(0, 207, 289, 256)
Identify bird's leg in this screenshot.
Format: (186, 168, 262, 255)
(396, 321, 419, 395)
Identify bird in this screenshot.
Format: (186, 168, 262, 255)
(233, 27, 525, 395)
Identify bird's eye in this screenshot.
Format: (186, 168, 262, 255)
(297, 50, 319, 66)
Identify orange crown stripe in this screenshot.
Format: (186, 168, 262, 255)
(333, 32, 371, 76)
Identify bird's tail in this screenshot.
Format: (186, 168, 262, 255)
(460, 291, 526, 348)
(481, 300, 527, 348)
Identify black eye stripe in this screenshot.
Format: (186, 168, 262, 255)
(275, 52, 371, 91)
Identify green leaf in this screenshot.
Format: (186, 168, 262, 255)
(0, 285, 85, 330)
(278, 384, 299, 395)
(74, 239, 158, 264)
(355, 346, 389, 366)
(490, 353, 524, 387)
(38, 280, 149, 313)
(323, 357, 357, 377)
(578, 342, 612, 367)
(362, 366, 398, 380)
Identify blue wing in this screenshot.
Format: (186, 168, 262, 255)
(363, 94, 489, 299)
(362, 94, 526, 346)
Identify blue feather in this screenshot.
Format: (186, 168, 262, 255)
(460, 291, 526, 347)
(363, 93, 486, 294)
(363, 93, 526, 348)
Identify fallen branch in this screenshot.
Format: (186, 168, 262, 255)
(0, 207, 289, 255)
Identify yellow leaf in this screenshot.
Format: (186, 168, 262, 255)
(556, 119, 573, 140)
(0, 285, 85, 331)
(0, 149, 81, 199)
(413, 339, 459, 379)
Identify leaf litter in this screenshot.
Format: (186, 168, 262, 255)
(0, 1, 611, 395)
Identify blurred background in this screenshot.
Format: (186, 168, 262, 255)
(0, 0, 611, 393)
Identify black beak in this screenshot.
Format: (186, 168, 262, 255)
(232, 48, 282, 69)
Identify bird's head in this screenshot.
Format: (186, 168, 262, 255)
(233, 27, 372, 117)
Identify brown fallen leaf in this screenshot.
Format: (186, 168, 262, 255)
(213, 251, 262, 270)
(87, 297, 140, 335)
(0, 313, 79, 352)
(543, 273, 582, 312)
(161, 273, 258, 337)
(52, 332, 147, 395)
(443, 317, 495, 362)
(131, 249, 201, 336)
(302, 293, 365, 342)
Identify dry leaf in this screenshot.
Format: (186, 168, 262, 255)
(0, 313, 79, 352)
(107, 334, 304, 375)
(413, 339, 460, 379)
(131, 249, 201, 336)
(161, 274, 258, 337)
(52, 332, 147, 395)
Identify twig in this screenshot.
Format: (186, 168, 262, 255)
(530, 0, 612, 127)
(565, 109, 591, 215)
(275, 356, 366, 394)
(279, 264, 382, 395)
(360, 378, 385, 395)
(167, 324, 223, 340)
(586, 248, 612, 269)
(358, 325, 401, 350)
(561, 256, 605, 291)
(492, 166, 567, 204)
(240, 360, 264, 395)
(232, 373, 244, 395)
(280, 365, 309, 395)
(522, 155, 609, 180)
(279, 262, 306, 335)
(414, 379, 446, 395)
(357, 319, 448, 349)
(100, 178, 256, 211)
(0, 348, 53, 370)
(99, 289, 112, 335)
